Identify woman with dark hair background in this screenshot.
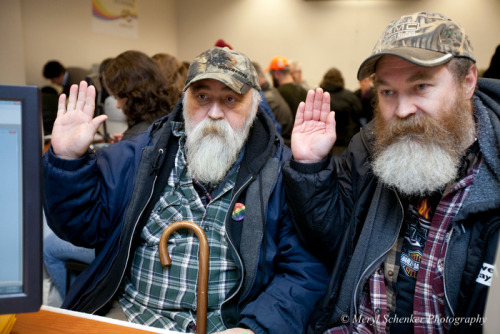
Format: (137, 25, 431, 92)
(103, 50, 172, 141)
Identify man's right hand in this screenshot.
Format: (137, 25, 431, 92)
(291, 88, 336, 163)
(51, 81, 108, 160)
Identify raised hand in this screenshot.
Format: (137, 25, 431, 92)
(291, 88, 336, 163)
(51, 81, 107, 160)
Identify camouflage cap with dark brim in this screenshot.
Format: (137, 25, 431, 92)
(184, 47, 261, 95)
(357, 12, 476, 80)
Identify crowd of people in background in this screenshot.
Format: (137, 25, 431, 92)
(41, 42, 499, 152)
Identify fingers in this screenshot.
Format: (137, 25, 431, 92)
(75, 81, 89, 112)
(64, 81, 95, 116)
(319, 91, 331, 123)
(303, 89, 316, 122)
(66, 84, 80, 112)
(83, 85, 96, 117)
(312, 88, 324, 121)
(303, 88, 330, 123)
(57, 94, 67, 116)
(295, 101, 305, 126)
(92, 114, 108, 131)
(326, 111, 336, 134)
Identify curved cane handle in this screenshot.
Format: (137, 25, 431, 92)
(158, 221, 209, 334)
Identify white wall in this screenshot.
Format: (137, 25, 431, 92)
(176, 0, 500, 90)
(2, 0, 499, 91)
(0, 0, 26, 85)
(18, 0, 178, 88)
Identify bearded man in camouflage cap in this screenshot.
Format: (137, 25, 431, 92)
(283, 12, 500, 333)
(43, 47, 328, 334)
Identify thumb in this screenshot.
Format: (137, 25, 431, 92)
(91, 115, 108, 131)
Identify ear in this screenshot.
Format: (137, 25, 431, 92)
(463, 64, 478, 100)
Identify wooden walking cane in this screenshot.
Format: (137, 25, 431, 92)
(159, 221, 209, 334)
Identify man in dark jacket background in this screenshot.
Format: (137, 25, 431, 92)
(318, 67, 362, 156)
(43, 47, 328, 334)
(42, 60, 90, 96)
(283, 12, 500, 333)
(253, 61, 294, 147)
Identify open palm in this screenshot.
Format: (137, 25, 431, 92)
(51, 81, 107, 160)
(291, 88, 336, 163)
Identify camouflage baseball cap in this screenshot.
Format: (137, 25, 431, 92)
(357, 12, 475, 80)
(184, 47, 260, 94)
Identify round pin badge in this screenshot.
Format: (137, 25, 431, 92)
(232, 203, 245, 221)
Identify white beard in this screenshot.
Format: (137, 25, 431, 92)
(372, 139, 460, 197)
(184, 117, 249, 184)
(182, 88, 260, 185)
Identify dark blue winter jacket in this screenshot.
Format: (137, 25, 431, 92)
(43, 102, 329, 334)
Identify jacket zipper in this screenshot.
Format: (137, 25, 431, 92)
(443, 228, 455, 316)
(220, 176, 254, 329)
(353, 188, 404, 316)
(88, 150, 162, 314)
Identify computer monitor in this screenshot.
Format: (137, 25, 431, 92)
(0, 85, 43, 315)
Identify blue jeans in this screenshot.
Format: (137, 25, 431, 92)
(43, 231, 95, 300)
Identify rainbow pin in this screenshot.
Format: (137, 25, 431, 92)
(232, 203, 246, 221)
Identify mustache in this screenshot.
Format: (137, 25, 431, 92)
(374, 112, 455, 149)
(387, 114, 428, 136)
(201, 122, 225, 137)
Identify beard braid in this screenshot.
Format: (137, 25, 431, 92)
(372, 87, 476, 197)
(182, 91, 259, 185)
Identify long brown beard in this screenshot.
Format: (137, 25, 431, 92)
(372, 87, 476, 196)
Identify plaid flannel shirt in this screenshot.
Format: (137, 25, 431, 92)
(326, 150, 482, 334)
(118, 122, 239, 333)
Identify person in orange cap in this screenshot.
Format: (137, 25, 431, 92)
(266, 56, 308, 118)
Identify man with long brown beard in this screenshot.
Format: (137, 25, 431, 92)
(283, 12, 500, 334)
(42, 47, 328, 334)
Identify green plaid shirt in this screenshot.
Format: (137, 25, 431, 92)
(118, 121, 239, 333)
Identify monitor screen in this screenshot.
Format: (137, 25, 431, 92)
(0, 85, 42, 315)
